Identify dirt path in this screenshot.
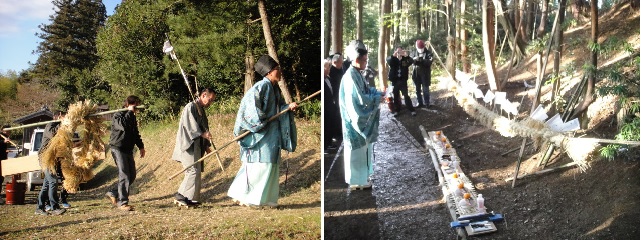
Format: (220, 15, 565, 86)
(324, 97, 639, 239)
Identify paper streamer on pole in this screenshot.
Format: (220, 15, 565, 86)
(483, 90, 495, 104)
(545, 114, 565, 132)
(529, 104, 549, 122)
(473, 88, 485, 99)
(494, 91, 507, 105)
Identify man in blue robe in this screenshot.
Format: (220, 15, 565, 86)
(227, 55, 297, 207)
(338, 40, 382, 190)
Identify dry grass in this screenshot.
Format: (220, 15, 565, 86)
(0, 113, 321, 239)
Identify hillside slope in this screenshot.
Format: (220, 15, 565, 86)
(1, 113, 321, 239)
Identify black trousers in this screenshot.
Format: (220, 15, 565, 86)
(392, 80, 415, 113)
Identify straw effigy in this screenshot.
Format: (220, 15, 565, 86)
(39, 101, 107, 193)
(445, 79, 598, 171)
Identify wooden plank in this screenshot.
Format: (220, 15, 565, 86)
(1, 154, 40, 176)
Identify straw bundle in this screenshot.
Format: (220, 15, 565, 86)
(445, 81, 595, 170)
(40, 101, 107, 193)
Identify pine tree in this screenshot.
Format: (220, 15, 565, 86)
(33, 0, 106, 85)
(31, 0, 107, 109)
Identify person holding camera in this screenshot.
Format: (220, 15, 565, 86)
(412, 40, 434, 108)
(386, 46, 416, 116)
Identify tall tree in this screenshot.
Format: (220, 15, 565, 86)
(33, 0, 107, 108)
(482, 0, 499, 90)
(258, 0, 293, 103)
(331, 0, 343, 54)
(325, 0, 332, 56)
(460, 0, 470, 73)
(378, 0, 392, 89)
(357, 0, 364, 40)
(550, 0, 567, 105)
(493, 0, 526, 64)
(537, 0, 550, 38)
(572, 0, 598, 120)
(416, 0, 422, 35)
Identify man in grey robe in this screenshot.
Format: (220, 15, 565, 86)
(172, 88, 216, 206)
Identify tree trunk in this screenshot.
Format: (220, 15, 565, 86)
(460, 0, 470, 73)
(494, 0, 525, 63)
(416, 0, 422, 35)
(331, 0, 343, 54)
(572, 0, 598, 120)
(446, 0, 454, 36)
(551, 0, 567, 107)
(379, 0, 392, 90)
(325, 0, 332, 56)
(357, 0, 364, 40)
(245, 52, 254, 93)
(537, 0, 550, 38)
(524, 0, 535, 41)
(394, 0, 402, 45)
(258, 0, 293, 103)
(483, 0, 499, 90)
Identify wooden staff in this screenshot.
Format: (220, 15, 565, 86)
(1, 105, 147, 131)
(168, 90, 320, 180)
(0, 133, 19, 148)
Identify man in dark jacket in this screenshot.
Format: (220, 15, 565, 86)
(387, 47, 416, 116)
(105, 95, 145, 211)
(412, 40, 434, 107)
(328, 53, 344, 145)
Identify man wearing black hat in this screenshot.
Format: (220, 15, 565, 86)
(227, 55, 297, 208)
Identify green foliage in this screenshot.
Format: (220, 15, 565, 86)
(55, 69, 111, 110)
(600, 109, 639, 161)
(296, 99, 321, 120)
(30, 0, 107, 110)
(526, 34, 549, 54)
(0, 71, 18, 101)
(33, 0, 106, 80)
(96, 0, 319, 120)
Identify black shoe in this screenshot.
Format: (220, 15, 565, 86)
(187, 200, 201, 206)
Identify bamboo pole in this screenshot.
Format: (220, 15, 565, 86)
(2, 105, 147, 131)
(505, 162, 578, 181)
(501, 141, 533, 156)
(168, 90, 320, 180)
(0, 134, 19, 148)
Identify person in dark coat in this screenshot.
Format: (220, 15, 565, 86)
(329, 53, 344, 145)
(412, 40, 434, 107)
(105, 96, 145, 211)
(323, 57, 337, 150)
(386, 46, 416, 116)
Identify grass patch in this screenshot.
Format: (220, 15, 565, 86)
(0, 113, 320, 239)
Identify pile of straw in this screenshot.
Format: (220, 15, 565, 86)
(446, 80, 595, 170)
(40, 101, 107, 193)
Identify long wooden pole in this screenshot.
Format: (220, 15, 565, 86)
(168, 90, 320, 180)
(2, 105, 147, 131)
(0, 134, 19, 148)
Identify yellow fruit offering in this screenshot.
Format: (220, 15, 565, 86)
(436, 131, 441, 135)
(445, 144, 451, 148)
(463, 193, 471, 199)
(458, 182, 464, 189)
(441, 137, 447, 142)
(452, 173, 458, 178)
